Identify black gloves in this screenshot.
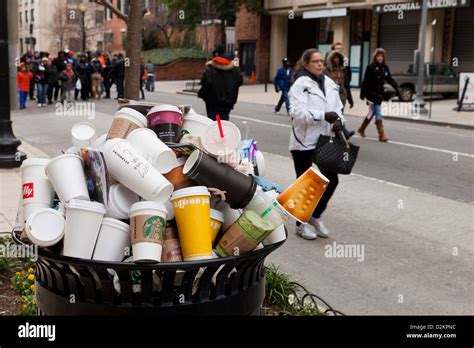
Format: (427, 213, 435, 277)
(274, 85, 280, 93)
(324, 112, 340, 124)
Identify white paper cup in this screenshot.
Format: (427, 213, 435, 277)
(220, 202, 242, 231)
(92, 133, 107, 150)
(107, 107, 148, 140)
(20, 158, 54, 221)
(71, 122, 97, 148)
(63, 199, 106, 259)
(182, 114, 213, 137)
(126, 128, 177, 174)
(130, 201, 167, 263)
(100, 139, 174, 203)
(105, 183, 140, 220)
(92, 218, 130, 262)
(255, 150, 266, 177)
(164, 199, 175, 221)
(25, 208, 65, 247)
(44, 154, 90, 203)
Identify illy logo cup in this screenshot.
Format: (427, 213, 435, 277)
(23, 183, 34, 199)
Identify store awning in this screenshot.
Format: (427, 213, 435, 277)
(302, 8, 348, 19)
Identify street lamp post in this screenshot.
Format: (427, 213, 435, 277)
(413, 0, 429, 115)
(0, 0, 26, 168)
(79, 2, 88, 53)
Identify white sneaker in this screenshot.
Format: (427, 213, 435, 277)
(309, 218, 329, 238)
(295, 224, 317, 240)
(37, 104, 42, 108)
(274, 111, 281, 115)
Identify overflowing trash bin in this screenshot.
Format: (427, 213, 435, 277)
(13, 99, 329, 315)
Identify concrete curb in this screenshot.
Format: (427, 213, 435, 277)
(177, 91, 198, 96)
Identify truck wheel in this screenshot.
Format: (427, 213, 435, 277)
(399, 87, 414, 102)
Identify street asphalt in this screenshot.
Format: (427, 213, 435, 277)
(9, 91, 474, 315)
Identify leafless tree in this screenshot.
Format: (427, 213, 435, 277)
(48, 1, 72, 53)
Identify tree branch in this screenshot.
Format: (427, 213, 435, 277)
(92, 0, 128, 22)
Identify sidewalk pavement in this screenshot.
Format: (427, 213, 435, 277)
(167, 80, 474, 129)
(0, 141, 472, 314)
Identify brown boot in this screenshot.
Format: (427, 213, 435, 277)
(357, 117, 371, 138)
(375, 120, 388, 142)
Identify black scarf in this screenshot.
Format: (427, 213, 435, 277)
(294, 68, 326, 96)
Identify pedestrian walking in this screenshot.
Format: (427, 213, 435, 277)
(46, 59, 59, 105)
(358, 48, 400, 142)
(198, 44, 243, 121)
(273, 58, 292, 115)
(59, 63, 75, 102)
(145, 60, 155, 92)
(110, 53, 125, 99)
(90, 56, 103, 99)
(17, 63, 33, 109)
(330, 42, 354, 109)
(34, 57, 49, 107)
(74, 54, 91, 101)
(289, 48, 345, 240)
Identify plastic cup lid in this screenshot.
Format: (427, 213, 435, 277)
(201, 121, 241, 156)
(183, 114, 213, 124)
(65, 199, 106, 214)
(20, 158, 50, 168)
(92, 134, 107, 149)
(101, 217, 130, 232)
(25, 208, 65, 246)
(126, 127, 156, 140)
(109, 184, 139, 215)
(129, 201, 167, 216)
(115, 107, 148, 126)
(71, 122, 96, 140)
(171, 186, 210, 201)
(210, 209, 224, 222)
(164, 200, 175, 221)
(147, 104, 182, 115)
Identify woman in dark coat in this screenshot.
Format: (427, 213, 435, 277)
(358, 48, 400, 142)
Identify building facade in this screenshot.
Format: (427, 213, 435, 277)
(237, 0, 474, 85)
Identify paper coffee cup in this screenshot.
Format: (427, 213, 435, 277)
(92, 218, 130, 262)
(147, 105, 183, 144)
(254, 150, 266, 177)
(100, 139, 174, 203)
(210, 209, 224, 243)
(182, 114, 213, 137)
(105, 183, 140, 220)
(262, 224, 286, 245)
(44, 154, 90, 203)
(63, 199, 106, 259)
(20, 158, 54, 221)
(130, 201, 167, 263)
(126, 128, 177, 174)
(171, 186, 213, 261)
(162, 220, 183, 262)
(219, 202, 242, 232)
(107, 107, 148, 140)
(71, 122, 97, 148)
(163, 156, 196, 190)
(92, 133, 107, 150)
(25, 208, 65, 247)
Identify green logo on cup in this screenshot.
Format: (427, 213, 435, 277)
(142, 216, 165, 241)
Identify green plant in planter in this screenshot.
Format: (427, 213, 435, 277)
(11, 268, 37, 316)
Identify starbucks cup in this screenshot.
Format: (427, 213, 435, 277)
(63, 199, 106, 259)
(20, 158, 54, 221)
(126, 128, 177, 174)
(171, 186, 213, 261)
(182, 114, 213, 137)
(25, 208, 65, 247)
(147, 105, 183, 144)
(183, 150, 257, 209)
(163, 156, 196, 191)
(200, 120, 241, 163)
(105, 183, 140, 220)
(92, 218, 130, 262)
(100, 139, 174, 203)
(107, 107, 148, 140)
(92, 133, 107, 150)
(130, 201, 167, 263)
(210, 209, 224, 243)
(71, 122, 97, 148)
(45, 154, 90, 203)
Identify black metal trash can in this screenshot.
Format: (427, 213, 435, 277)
(12, 229, 285, 316)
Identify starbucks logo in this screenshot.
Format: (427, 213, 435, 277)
(142, 216, 165, 241)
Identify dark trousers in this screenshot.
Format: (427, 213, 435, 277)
(275, 89, 290, 113)
(291, 149, 339, 224)
(47, 82, 59, 103)
(140, 80, 145, 99)
(104, 78, 111, 98)
(205, 104, 231, 121)
(116, 78, 124, 98)
(29, 80, 35, 100)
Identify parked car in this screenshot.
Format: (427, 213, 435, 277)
(385, 63, 458, 101)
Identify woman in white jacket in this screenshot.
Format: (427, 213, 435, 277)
(289, 48, 344, 240)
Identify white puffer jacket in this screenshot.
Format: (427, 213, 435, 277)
(289, 74, 344, 151)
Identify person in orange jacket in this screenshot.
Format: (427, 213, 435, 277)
(17, 63, 33, 109)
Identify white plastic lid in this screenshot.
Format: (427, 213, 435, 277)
(147, 104, 182, 115)
(21, 158, 50, 168)
(115, 107, 148, 127)
(174, 156, 187, 167)
(126, 127, 156, 140)
(171, 186, 210, 201)
(66, 199, 106, 214)
(255, 150, 265, 177)
(210, 209, 224, 222)
(129, 201, 167, 217)
(101, 217, 130, 233)
(71, 122, 96, 140)
(25, 208, 65, 247)
(164, 200, 175, 221)
(109, 184, 139, 217)
(183, 114, 213, 124)
(201, 121, 241, 156)
(92, 133, 107, 149)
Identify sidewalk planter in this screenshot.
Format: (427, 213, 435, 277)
(12, 228, 285, 316)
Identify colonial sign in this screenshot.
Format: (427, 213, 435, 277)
(374, 0, 470, 13)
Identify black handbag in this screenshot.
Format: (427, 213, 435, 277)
(312, 131, 359, 175)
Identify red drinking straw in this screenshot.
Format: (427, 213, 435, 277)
(216, 114, 224, 138)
